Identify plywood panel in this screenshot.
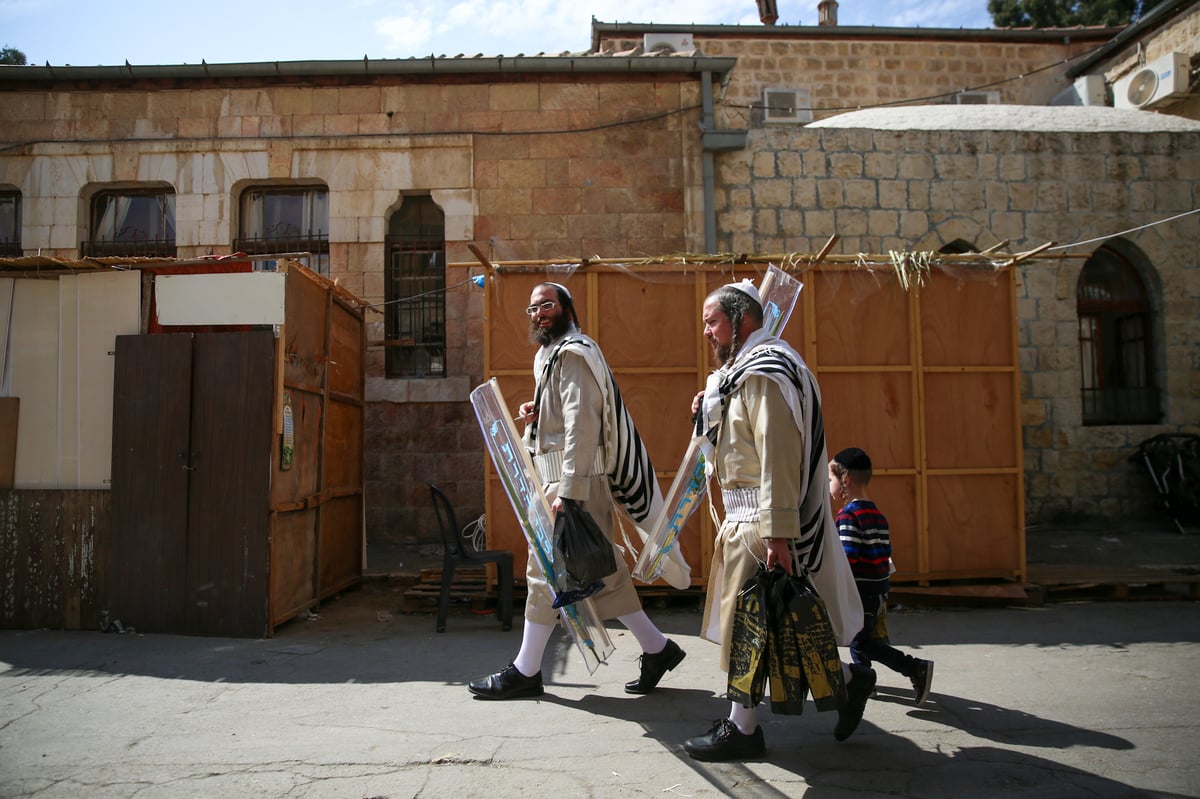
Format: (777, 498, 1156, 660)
(328, 299, 364, 399)
(812, 268, 911, 366)
(74, 270, 142, 488)
(595, 271, 698, 368)
(821, 372, 916, 468)
(271, 508, 317, 624)
(488, 273, 554, 373)
(57, 276, 80, 487)
(283, 267, 329, 391)
(326, 398, 363, 491)
(927, 474, 1022, 577)
(866, 475, 920, 580)
(921, 266, 1015, 367)
(319, 495, 363, 597)
(10, 280, 59, 488)
(924, 372, 1018, 469)
(613, 372, 699, 470)
(270, 388, 323, 507)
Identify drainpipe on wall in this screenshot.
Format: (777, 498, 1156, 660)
(699, 71, 748, 254)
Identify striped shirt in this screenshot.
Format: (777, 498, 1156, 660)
(836, 500, 892, 594)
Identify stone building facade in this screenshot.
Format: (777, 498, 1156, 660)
(710, 112, 1200, 523)
(0, 60, 727, 542)
(1, 8, 1197, 553)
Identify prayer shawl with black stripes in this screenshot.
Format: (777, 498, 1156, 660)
(696, 328, 861, 646)
(530, 332, 691, 590)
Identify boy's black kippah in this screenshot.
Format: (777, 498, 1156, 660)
(834, 447, 872, 472)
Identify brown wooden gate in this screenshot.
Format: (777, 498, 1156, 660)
(479, 260, 1024, 588)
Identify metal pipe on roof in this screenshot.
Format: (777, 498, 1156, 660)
(702, 71, 718, 254)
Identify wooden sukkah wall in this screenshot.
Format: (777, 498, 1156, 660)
(0, 255, 367, 634)
(469, 243, 1055, 589)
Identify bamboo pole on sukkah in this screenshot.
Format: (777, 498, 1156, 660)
(455, 243, 1078, 270)
(455, 240, 1082, 291)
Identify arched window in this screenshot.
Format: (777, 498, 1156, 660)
(1076, 243, 1160, 425)
(235, 184, 329, 274)
(84, 187, 176, 258)
(385, 196, 445, 379)
(939, 238, 976, 254)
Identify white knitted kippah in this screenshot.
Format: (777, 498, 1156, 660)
(723, 278, 761, 306)
(548, 281, 572, 299)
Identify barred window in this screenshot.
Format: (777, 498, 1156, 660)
(235, 186, 329, 274)
(385, 196, 445, 379)
(83, 188, 176, 258)
(1076, 244, 1160, 426)
(0, 190, 19, 256)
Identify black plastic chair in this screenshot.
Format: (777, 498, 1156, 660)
(428, 483, 514, 633)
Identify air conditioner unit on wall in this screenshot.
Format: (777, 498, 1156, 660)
(1051, 74, 1108, 107)
(1114, 52, 1191, 109)
(642, 33, 694, 54)
(761, 87, 813, 124)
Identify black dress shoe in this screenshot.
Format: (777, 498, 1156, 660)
(834, 663, 876, 741)
(468, 664, 544, 700)
(625, 639, 686, 694)
(684, 718, 765, 762)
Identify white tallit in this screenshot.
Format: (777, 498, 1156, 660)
(696, 328, 862, 646)
(533, 331, 692, 590)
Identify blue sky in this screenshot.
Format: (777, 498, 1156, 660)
(3, 0, 995, 67)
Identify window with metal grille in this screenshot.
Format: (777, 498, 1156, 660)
(0, 190, 19, 256)
(235, 186, 329, 274)
(385, 196, 445, 379)
(83, 188, 176, 258)
(1076, 244, 1160, 425)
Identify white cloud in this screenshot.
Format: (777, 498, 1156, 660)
(375, 15, 436, 53)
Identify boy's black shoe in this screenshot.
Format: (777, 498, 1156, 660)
(625, 639, 686, 694)
(468, 664, 544, 700)
(684, 718, 766, 762)
(834, 664, 876, 741)
(911, 659, 934, 705)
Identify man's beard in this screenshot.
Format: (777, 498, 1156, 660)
(530, 313, 571, 346)
(711, 338, 737, 366)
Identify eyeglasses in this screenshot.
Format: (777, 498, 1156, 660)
(525, 300, 558, 316)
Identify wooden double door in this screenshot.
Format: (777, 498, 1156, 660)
(108, 331, 276, 637)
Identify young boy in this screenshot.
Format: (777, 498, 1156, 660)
(829, 447, 934, 705)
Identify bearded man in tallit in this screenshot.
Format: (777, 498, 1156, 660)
(683, 279, 873, 762)
(468, 281, 687, 700)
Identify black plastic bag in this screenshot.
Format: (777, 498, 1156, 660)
(555, 498, 618, 585)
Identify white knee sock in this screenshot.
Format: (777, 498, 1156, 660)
(617, 610, 669, 654)
(842, 661, 852, 682)
(513, 619, 556, 677)
(729, 701, 758, 734)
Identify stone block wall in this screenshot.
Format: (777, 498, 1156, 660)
(714, 123, 1200, 523)
(0, 70, 706, 546)
(599, 31, 1110, 124)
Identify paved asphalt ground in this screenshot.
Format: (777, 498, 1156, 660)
(2, 521, 1199, 798)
